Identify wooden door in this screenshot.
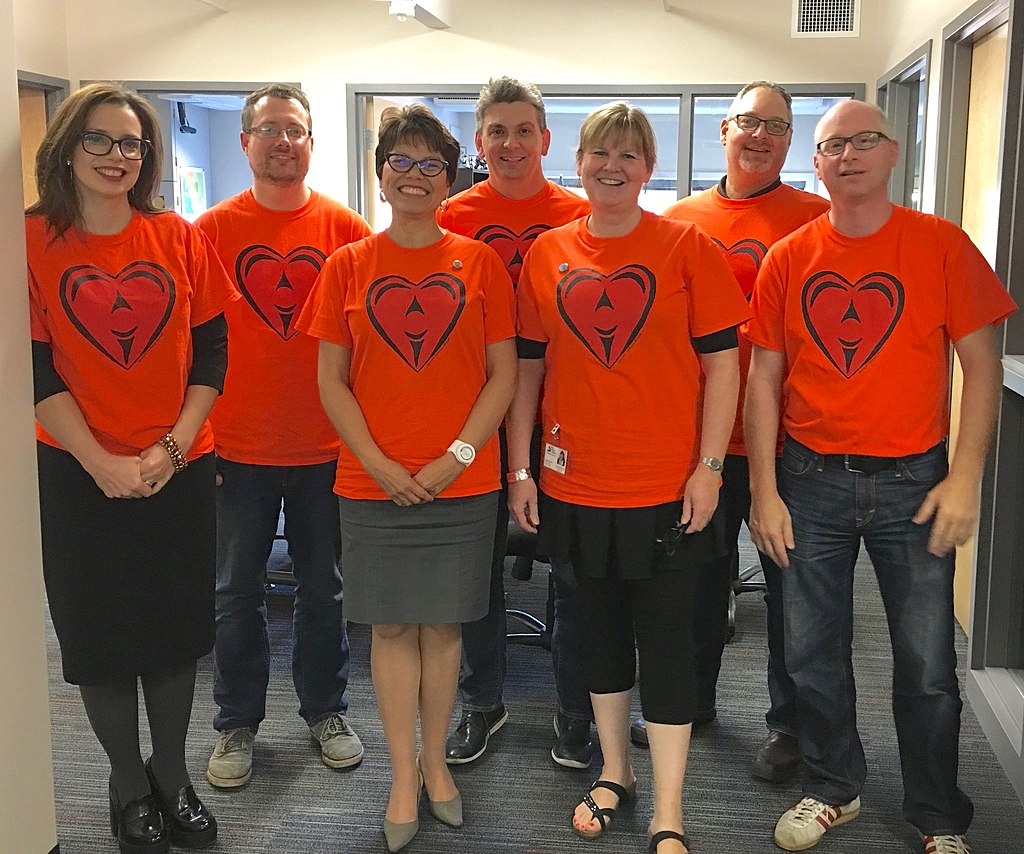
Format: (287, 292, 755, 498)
(18, 85, 47, 208)
(952, 22, 1008, 632)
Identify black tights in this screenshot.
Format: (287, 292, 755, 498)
(79, 661, 197, 803)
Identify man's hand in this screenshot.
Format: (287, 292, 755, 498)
(749, 490, 794, 568)
(912, 473, 980, 557)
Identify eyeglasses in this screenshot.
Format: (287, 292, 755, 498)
(730, 113, 791, 136)
(246, 125, 310, 142)
(816, 131, 891, 157)
(80, 132, 150, 160)
(655, 523, 686, 557)
(385, 152, 448, 178)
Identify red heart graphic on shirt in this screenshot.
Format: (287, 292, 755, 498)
(59, 262, 175, 370)
(366, 273, 465, 371)
(711, 237, 768, 299)
(556, 265, 656, 368)
(474, 223, 551, 287)
(801, 271, 904, 378)
(236, 244, 328, 340)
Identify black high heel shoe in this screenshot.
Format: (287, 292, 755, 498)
(144, 758, 218, 849)
(108, 777, 169, 854)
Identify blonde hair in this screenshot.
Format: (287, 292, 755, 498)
(576, 101, 657, 171)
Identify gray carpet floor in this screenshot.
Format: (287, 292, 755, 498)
(46, 538, 1024, 854)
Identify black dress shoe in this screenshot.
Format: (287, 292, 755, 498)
(552, 712, 594, 769)
(145, 759, 218, 849)
(750, 730, 801, 783)
(108, 778, 169, 854)
(631, 708, 717, 748)
(444, 705, 508, 765)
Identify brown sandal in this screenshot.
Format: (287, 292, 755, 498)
(572, 779, 636, 840)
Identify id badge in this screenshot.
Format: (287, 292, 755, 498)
(543, 442, 568, 474)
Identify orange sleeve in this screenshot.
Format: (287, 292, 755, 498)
(685, 228, 751, 337)
(481, 247, 516, 344)
(515, 249, 547, 343)
(297, 249, 353, 347)
(186, 223, 239, 326)
(943, 227, 1016, 341)
(745, 247, 788, 353)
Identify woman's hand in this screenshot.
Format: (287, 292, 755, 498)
(83, 451, 154, 499)
(414, 454, 465, 498)
(679, 464, 721, 533)
(139, 443, 176, 494)
(508, 478, 539, 533)
(366, 457, 434, 507)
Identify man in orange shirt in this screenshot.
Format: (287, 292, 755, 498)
(631, 82, 828, 785)
(746, 100, 1014, 853)
(439, 77, 594, 768)
(196, 85, 371, 788)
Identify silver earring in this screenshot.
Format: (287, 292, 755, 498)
(379, 188, 387, 203)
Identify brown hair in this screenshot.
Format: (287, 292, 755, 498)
(241, 84, 313, 133)
(730, 81, 794, 124)
(576, 101, 657, 171)
(375, 104, 460, 187)
(475, 76, 547, 132)
(26, 82, 164, 240)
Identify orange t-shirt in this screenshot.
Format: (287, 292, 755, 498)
(439, 180, 590, 287)
(746, 206, 1017, 456)
(296, 231, 516, 500)
(195, 190, 371, 466)
(517, 211, 751, 508)
(665, 183, 829, 456)
(26, 211, 238, 459)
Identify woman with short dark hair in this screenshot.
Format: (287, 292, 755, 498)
(299, 104, 517, 852)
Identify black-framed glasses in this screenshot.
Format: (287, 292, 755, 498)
(80, 132, 150, 160)
(246, 124, 310, 142)
(655, 523, 686, 557)
(730, 113, 791, 136)
(385, 152, 448, 178)
(816, 131, 891, 157)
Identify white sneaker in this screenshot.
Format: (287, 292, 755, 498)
(774, 796, 860, 851)
(310, 713, 364, 769)
(923, 835, 973, 854)
(206, 728, 255, 788)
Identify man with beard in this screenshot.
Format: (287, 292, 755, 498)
(439, 77, 594, 768)
(196, 84, 370, 788)
(631, 82, 828, 787)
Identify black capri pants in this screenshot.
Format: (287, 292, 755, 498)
(575, 567, 699, 725)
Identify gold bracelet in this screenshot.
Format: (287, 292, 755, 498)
(158, 433, 189, 473)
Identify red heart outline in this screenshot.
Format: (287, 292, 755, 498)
(801, 271, 905, 378)
(711, 237, 768, 299)
(59, 262, 175, 370)
(235, 244, 328, 340)
(556, 265, 656, 368)
(366, 273, 466, 372)
(475, 223, 550, 287)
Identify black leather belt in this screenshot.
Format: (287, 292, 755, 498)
(822, 453, 900, 475)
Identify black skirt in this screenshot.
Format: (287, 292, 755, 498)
(37, 443, 216, 685)
(538, 491, 726, 580)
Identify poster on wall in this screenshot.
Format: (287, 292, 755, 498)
(179, 166, 207, 222)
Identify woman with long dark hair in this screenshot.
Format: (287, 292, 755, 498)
(26, 82, 235, 853)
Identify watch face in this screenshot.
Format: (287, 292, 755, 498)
(457, 445, 474, 463)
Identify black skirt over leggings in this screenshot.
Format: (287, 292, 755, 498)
(37, 443, 216, 685)
(539, 491, 723, 724)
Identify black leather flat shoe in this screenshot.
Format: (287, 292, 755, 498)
(108, 778, 169, 854)
(145, 759, 218, 849)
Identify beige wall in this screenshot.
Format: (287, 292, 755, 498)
(2, 0, 59, 850)
(50, 0, 894, 201)
(13, 0, 68, 77)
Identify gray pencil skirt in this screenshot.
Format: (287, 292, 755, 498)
(338, 491, 498, 625)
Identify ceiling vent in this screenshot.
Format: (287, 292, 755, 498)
(792, 0, 860, 38)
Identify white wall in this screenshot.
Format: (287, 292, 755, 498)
(3, 0, 59, 849)
(55, 0, 892, 202)
(208, 108, 250, 204)
(13, 0, 67, 77)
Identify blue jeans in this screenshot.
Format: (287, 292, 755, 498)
(213, 458, 351, 732)
(778, 437, 973, 835)
(691, 454, 799, 734)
